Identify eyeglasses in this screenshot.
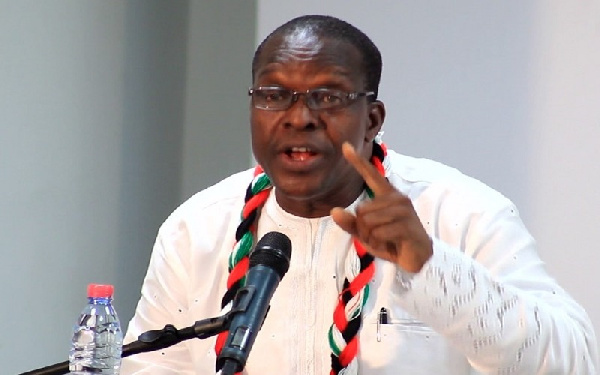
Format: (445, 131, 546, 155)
(248, 87, 376, 111)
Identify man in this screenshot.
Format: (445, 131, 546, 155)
(121, 15, 598, 374)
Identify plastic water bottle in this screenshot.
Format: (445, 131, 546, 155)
(69, 284, 123, 374)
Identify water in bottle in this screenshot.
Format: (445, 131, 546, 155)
(69, 284, 123, 374)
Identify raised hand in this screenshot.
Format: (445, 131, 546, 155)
(331, 143, 433, 273)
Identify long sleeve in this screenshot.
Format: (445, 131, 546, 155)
(395, 197, 598, 374)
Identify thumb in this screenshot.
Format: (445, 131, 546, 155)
(331, 207, 358, 236)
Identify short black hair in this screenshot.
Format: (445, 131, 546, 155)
(252, 15, 383, 98)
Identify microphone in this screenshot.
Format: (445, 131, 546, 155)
(217, 231, 292, 375)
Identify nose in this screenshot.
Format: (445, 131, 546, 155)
(284, 94, 318, 130)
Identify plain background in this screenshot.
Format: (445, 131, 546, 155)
(1, 1, 598, 373)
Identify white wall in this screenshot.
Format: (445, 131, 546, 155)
(257, 0, 600, 338)
(0, 2, 186, 372)
(181, 1, 255, 200)
(0, 1, 255, 373)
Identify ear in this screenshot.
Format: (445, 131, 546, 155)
(365, 100, 386, 142)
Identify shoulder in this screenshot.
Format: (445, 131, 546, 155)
(385, 149, 514, 214)
(158, 169, 255, 237)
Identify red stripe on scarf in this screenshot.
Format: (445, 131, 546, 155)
(339, 336, 359, 367)
(253, 165, 264, 176)
(242, 189, 270, 219)
(353, 239, 368, 257)
(371, 156, 384, 176)
(380, 142, 388, 155)
(348, 262, 375, 295)
(215, 330, 227, 354)
(226, 256, 249, 289)
(333, 298, 349, 331)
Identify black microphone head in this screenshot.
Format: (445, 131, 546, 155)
(249, 231, 292, 278)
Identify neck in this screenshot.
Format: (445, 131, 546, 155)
(273, 179, 365, 218)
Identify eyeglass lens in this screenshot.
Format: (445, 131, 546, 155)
(250, 88, 363, 110)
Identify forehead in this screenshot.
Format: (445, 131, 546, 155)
(254, 29, 365, 86)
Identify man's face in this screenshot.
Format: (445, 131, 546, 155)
(250, 31, 384, 218)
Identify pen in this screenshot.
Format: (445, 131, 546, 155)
(377, 307, 388, 342)
(379, 307, 389, 324)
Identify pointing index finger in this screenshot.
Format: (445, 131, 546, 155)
(342, 142, 393, 196)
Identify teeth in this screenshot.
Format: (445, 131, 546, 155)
(291, 147, 310, 152)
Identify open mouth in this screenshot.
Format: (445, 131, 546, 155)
(285, 146, 318, 161)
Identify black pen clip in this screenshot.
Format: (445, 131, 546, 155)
(379, 307, 389, 324)
(377, 307, 388, 342)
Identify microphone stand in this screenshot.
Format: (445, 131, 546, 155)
(18, 314, 230, 375)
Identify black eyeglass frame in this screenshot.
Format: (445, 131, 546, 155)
(248, 86, 376, 111)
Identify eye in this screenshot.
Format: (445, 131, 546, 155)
(312, 90, 344, 106)
(258, 88, 289, 102)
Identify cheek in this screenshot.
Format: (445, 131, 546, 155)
(327, 113, 369, 144)
(250, 112, 277, 161)
(250, 109, 280, 131)
(250, 111, 269, 140)
(249, 109, 260, 132)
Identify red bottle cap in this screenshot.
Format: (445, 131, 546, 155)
(87, 284, 115, 298)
